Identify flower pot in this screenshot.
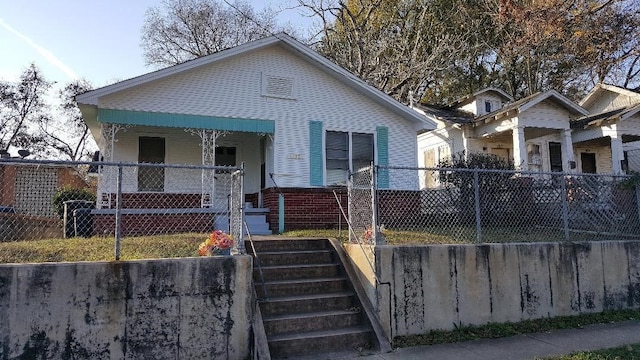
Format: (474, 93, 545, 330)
(215, 248, 231, 256)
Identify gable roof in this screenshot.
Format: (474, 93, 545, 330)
(579, 83, 640, 109)
(572, 104, 640, 129)
(450, 87, 514, 108)
(76, 33, 436, 130)
(476, 89, 588, 123)
(413, 104, 475, 125)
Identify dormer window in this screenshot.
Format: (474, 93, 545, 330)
(485, 100, 492, 113)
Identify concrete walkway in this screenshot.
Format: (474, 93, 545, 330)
(323, 320, 640, 360)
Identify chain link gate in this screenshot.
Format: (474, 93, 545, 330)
(348, 165, 378, 244)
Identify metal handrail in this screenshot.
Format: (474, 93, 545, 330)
(244, 220, 268, 300)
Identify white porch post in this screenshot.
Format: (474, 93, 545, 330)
(200, 130, 217, 208)
(97, 123, 126, 209)
(561, 129, 575, 173)
(512, 125, 527, 170)
(611, 136, 624, 175)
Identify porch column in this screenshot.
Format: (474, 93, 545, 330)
(561, 129, 575, 173)
(200, 130, 217, 208)
(97, 123, 127, 209)
(512, 125, 527, 170)
(611, 136, 624, 174)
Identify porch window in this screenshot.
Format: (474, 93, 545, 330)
(549, 142, 562, 172)
(215, 146, 236, 166)
(138, 137, 165, 192)
(326, 131, 374, 185)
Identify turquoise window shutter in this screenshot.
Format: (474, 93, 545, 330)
(309, 121, 324, 186)
(376, 126, 389, 189)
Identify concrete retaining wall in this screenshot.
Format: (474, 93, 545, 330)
(345, 241, 640, 339)
(0, 256, 253, 359)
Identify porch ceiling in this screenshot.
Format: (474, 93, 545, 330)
(479, 127, 561, 143)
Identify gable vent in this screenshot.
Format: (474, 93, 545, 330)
(262, 73, 296, 100)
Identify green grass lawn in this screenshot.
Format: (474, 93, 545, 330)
(0, 234, 204, 263)
(394, 309, 640, 348)
(542, 343, 640, 359)
(280, 227, 595, 244)
(0, 226, 634, 264)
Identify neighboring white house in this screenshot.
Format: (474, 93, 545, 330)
(572, 83, 640, 174)
(416, 84, 640, 186)
(76, 33, 435, 230)
(416, 88, 588, 188)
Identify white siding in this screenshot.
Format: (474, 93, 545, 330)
(518, 100, 571, 130)
(586, 91, 640, 114)
(573, 145, 612, 174)
(99, 45, 417, 189)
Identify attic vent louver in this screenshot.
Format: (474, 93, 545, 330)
(262, 73, 296, 100)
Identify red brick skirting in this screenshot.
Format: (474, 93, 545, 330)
(262, 187, 348, 232)
(93, 212, 217, 237)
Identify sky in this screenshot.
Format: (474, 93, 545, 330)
(0, 0, 311, 89)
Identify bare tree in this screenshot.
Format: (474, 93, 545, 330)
(296, 0, 478, 104)
(141, 0, 285, 67)
(295, 0, 640, 104)
(0, 63, 51, 153)
(38, 80, 95, 160)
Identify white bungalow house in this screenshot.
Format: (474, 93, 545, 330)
(572, 83, 640, 174)
(416, 88, 589, 187)
(76, 33, 435, 232)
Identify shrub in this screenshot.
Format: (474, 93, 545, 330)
(52, 186, 96, 218)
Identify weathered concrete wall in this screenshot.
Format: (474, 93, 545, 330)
(346, 241, 640, 339)
(0, 256, 253, 359)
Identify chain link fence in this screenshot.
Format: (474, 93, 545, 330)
(0, 159, 245, 256)
(348, 165, 640, 244)
(628, 148, 640, 173)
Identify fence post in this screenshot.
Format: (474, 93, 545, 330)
(237, 163, 246, 254)
(371, 164, 383, 244)
(114, 164, 123, 260)
(561, 175, 570, 241)
(474, 169, 482, 243)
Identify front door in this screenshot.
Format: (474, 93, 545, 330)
(138, 137, 165, 191)
(549, 142, 563, 172)
(581, 153, 597, 173)
(214, 146, 236, 204)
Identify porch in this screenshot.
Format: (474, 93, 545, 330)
(94, 119, 275, 235)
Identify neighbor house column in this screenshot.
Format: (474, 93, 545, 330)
(561, 129, 576, 173)
(611, 136, 624, 174)
(512, 125, 527, 170)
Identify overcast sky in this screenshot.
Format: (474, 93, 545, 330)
(0, 0, 310, 89)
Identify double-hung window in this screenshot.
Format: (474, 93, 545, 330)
(326, 131, 374, 185)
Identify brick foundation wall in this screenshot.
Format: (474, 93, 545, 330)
(245, 193, 259, 208)
(262, 187, 348, 232)
(93, 213, 217, 237)
(100, 193, 203, 209)
(377, 190, 422, 229)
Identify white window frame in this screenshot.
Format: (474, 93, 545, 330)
(325, 130, 374, 185)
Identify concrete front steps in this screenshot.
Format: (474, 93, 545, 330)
(248, 238, 389, 359)
(245, 202, 272, 235)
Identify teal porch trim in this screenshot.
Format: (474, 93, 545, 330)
(98, 109, 275, 133)
(376, 126, 389, 189)
(309, 121, 324, 186)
